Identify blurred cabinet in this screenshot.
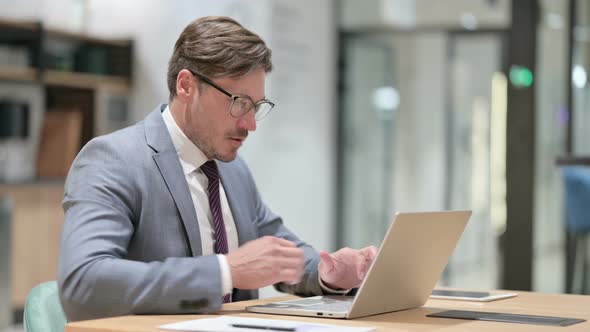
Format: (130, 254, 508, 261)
(37, 110, 82, 178)
(0, 18, 132, 180)
(0, 182, 64, 308)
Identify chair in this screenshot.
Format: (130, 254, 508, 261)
(0, 196, 12, 329)
(563, 166, 590, 294)
(23, 281, 67, 332)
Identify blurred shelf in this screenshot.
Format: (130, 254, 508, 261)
(556, 156, 590, 166)
(44, 70, 130, 93)
(0, 67, 130, 91)
(0, 18, 132, 91)
(45, 28, 131, 47)
(0, 18, 39, 31)
(0, 66, 39, 83)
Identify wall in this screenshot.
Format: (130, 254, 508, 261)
(415, 0, 510, 28)
(341, 0, 510, 30)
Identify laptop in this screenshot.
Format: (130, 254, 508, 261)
(246, 211, 471, 319)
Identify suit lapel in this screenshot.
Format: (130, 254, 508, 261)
(145, 105, 202, 257)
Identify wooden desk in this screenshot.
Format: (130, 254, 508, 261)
(66, 292, 590, 332)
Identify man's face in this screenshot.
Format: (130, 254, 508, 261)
(183, 68, 265, 162)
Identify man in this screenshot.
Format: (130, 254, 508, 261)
(58, 16, 377, 322)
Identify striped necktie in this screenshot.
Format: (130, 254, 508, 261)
(201, 160, 231, 303)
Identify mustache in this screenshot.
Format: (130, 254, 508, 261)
(227, 129, 248, 139)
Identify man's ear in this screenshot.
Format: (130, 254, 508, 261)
(175, 69, 197, 102)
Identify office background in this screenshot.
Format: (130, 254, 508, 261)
(1, 0, 589, 330)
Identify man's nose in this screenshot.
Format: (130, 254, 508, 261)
(238, 109, 257, 132)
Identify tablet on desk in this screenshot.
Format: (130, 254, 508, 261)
(430, 289, 518, 302)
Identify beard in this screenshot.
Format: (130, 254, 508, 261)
(191, 128, 249, 162)
(185, 102, 249, 162)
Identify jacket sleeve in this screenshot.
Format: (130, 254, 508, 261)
(57, 137, 224, 322)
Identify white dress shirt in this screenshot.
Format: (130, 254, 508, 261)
(162, 106, 236, 296)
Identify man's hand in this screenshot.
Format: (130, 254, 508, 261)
(318, 246, 378, 290)
(226, 236, 305, 289)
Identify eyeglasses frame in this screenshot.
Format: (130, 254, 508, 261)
(186, 69, 275, 120)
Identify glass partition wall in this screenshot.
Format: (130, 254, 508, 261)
(339, 35, 398, 249)
(338, 30, 506, 289)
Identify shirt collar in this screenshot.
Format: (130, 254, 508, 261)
(162, 105, 209, 175)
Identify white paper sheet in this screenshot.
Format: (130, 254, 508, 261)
(159, 316, 376, 332)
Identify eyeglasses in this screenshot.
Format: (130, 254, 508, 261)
(188, 70, 275, 121)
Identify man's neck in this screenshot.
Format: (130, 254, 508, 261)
(166, 100, 214, 161)
(168, 99, 186, 131)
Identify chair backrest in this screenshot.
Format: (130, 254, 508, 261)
(0, 197, 12, 329)
(563, 166, 590, 233)
(24, 281, 66, 332)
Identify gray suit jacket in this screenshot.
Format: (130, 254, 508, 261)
(58, 104, 324, 321)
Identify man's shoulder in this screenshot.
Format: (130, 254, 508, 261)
(84, 106, 163, 154)
(93, 120, 145, 148)
(75, 118, 151, 169)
